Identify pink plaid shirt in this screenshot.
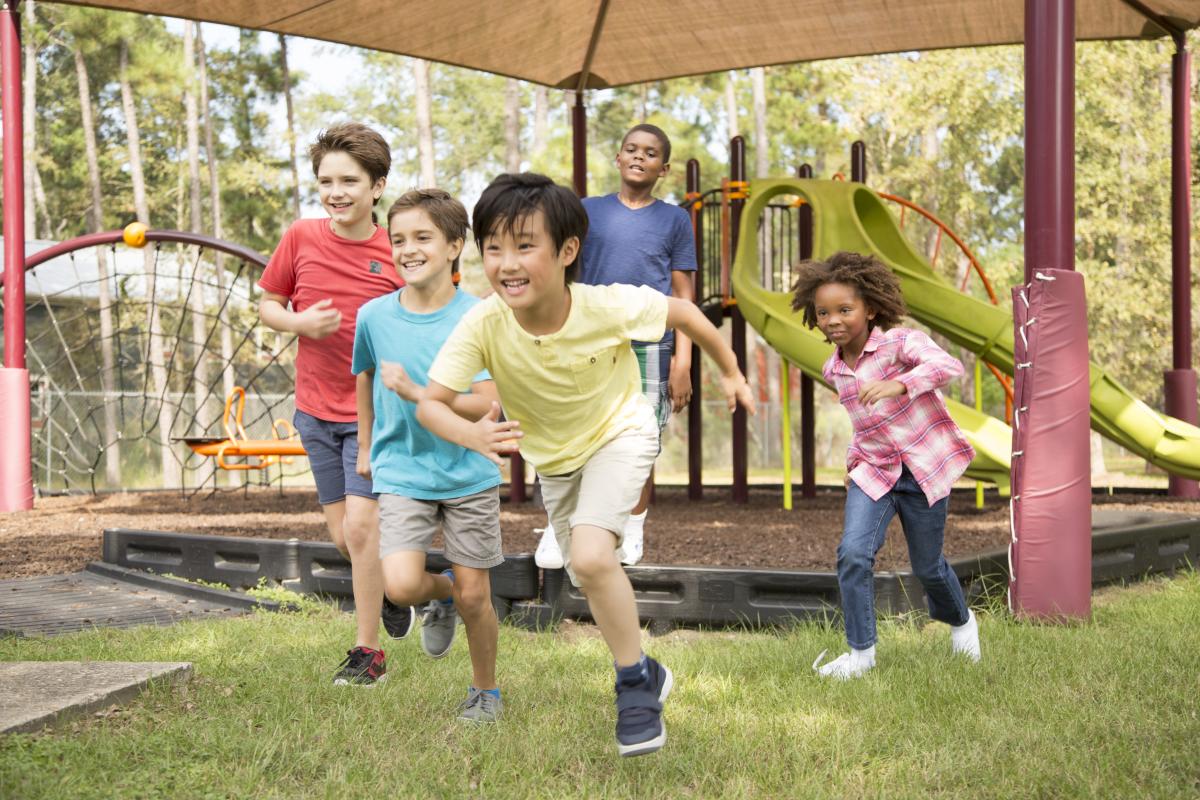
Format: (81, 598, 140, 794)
(823, 326, 974, 505)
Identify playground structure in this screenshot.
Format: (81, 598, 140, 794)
(0, 1, 1196, 621)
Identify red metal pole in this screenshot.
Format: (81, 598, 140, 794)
(730, 136, 748, 503)
(572, 90, 587, 198)
(686, 158, 703, 500)
(0, 0, 33, 511)
(1166, 37, 1198, 498)
(796, 163, 816, 499)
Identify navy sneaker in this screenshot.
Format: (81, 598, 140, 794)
(614, 656, 673, 757)
(381, 597, 415, 640)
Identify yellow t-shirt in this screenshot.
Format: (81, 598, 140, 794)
(428, 283, 669, 475)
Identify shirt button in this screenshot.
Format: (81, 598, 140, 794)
(534, 340, 540, 346)
(590, 356, 596, 363)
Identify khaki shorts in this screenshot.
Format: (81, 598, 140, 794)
(539, 418, 660, 586)
(378, 487, 503, 570)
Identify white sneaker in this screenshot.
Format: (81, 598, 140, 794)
(534, 524, 563, 569)
(812, 647, 875, 680)
(617, 527, 644, 566)
(951, 610, 981, 662)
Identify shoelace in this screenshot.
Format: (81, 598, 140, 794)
(338, 648, 373, 672)
(460, 689, 497, 716)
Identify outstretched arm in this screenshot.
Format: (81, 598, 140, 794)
(667, 270, 695, 412)
(665, 297, 754, 415)
(417, 380, 522, 465)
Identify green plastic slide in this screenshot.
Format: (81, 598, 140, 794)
(731, 177, 1200, 485)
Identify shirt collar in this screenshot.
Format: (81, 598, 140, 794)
(830, 326, 886, 375)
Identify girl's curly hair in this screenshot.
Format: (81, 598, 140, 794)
(790, 251, 906, 332)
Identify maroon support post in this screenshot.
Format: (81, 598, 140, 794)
(686, 158, 704, 500)
(1166, 35, 1198, 498)
(0, 1, 33, 512)
(572, 90, 587, 198)
(730, 136, 748, 503)
(796, 163, 816, 499)
(1010, 0, 1091, 620)
(850, 141, 867, 185)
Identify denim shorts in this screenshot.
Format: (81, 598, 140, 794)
(293, 409, 377, 505)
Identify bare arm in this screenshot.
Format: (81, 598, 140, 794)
(416, 380, 522, 465)
(258, 290, 342, 340)
(379, 361, 498, 421)
(667, 270, 695, 412)
(665, 297, 755, 414)
(355, 370, 374, 479)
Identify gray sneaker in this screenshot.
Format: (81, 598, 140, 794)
(458, 688, 503, 723)
(420, 598, 458, 658)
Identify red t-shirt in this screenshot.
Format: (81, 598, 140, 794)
(259, 218, 401, 422)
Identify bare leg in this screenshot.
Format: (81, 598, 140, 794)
(570, 524, 642, 666)
(343, 495, 384, 651)
(380, 550, 453, 606)
(453, 566, 498, 690)
(320, 501, 350, 560)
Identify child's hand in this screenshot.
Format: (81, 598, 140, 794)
(355, 446, 371, 480)
(465, 402, 522, 465)
(668, 359, 692, 413)
(294, 298, 342, 340)
(720, 371, 756, 415)
(858, 379, 906, 406)
(380, 361, 420, 402)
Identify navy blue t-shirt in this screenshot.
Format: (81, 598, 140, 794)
(579, 194, 697, 346)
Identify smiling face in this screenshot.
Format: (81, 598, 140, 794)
(389, 207, 462, 293)
(482, 209, 578, 315)
(813, 281, 875, 356)
(316, 150, 385, 238)
(616, 130, 669, 190)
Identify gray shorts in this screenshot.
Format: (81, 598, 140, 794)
(378, 487, 503, 570)
(293, 409, 377, 505)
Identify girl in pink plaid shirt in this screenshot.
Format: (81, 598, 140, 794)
(791, 252, 981, 680)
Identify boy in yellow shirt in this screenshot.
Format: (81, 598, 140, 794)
(418, 173, 753, 758)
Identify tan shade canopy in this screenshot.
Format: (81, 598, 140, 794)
(51, 0, 1199, 88)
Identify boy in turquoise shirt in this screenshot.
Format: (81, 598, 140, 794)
(352, 189, 504, 722)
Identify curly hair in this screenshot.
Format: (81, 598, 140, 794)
(790, 251, 906, 332)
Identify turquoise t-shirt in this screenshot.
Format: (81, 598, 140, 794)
(351, 288, 500, 500)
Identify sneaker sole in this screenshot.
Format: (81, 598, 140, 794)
(616, 666, 674, 758)
(333, 672, 388, 687)
(383, 606, 415, 641)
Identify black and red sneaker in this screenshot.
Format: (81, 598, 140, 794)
(332, 646, 387, 686)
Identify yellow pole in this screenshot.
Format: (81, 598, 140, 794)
(781, 357, 792, 510)
(975, 357, 984, 509)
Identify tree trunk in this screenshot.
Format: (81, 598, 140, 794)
(414, 59, 436, 188)
(504, 78, 522, 173)
(751, 67, 768, 178)
(533, 86, 549, 154)
(725, 71, 739, 141)
(121, 40, 180, 488)
(184, 22, 215, 488)
(74, 44, 121, 488)
(279, 34, 302, 220)
(22, 0, 37, 240)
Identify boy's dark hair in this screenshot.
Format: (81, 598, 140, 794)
(790, 251, 907, 332)
(387, 189, 470, 271)
(308, 122, 392, 197)
(622, 123, 671, 164)
(472, 173, 588, 283)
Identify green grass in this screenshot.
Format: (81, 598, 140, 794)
(3, 576, 1200, 799)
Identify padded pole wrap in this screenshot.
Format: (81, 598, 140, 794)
(1009, 269, 1091, 619)
(0, 367, 33, 511)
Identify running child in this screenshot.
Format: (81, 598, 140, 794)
(418, 173, 754, 756)
(790, 251, 981, 680)
(352, 188, 505, 722)
(535, 123, 697, 568)
(258, 122, 412, 685)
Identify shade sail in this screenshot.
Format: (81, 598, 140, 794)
(49, 0, 1200, 88)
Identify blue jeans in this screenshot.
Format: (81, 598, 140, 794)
(838, 466, 969, 649)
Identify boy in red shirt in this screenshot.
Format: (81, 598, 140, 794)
(258, 122, 411, 685)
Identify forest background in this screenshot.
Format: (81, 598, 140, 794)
(1, 2, 1197, 487)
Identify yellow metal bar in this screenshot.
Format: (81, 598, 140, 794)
(781, 358, 793, 510)
(975, 357, 984, 509)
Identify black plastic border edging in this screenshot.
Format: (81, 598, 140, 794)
(84, 562, 284, 612)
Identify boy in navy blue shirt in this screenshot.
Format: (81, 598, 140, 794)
(352, 189, 504, 722)
(535, 123, 697, 568)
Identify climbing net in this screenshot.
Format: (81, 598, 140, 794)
(0, 229, 307, 495)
